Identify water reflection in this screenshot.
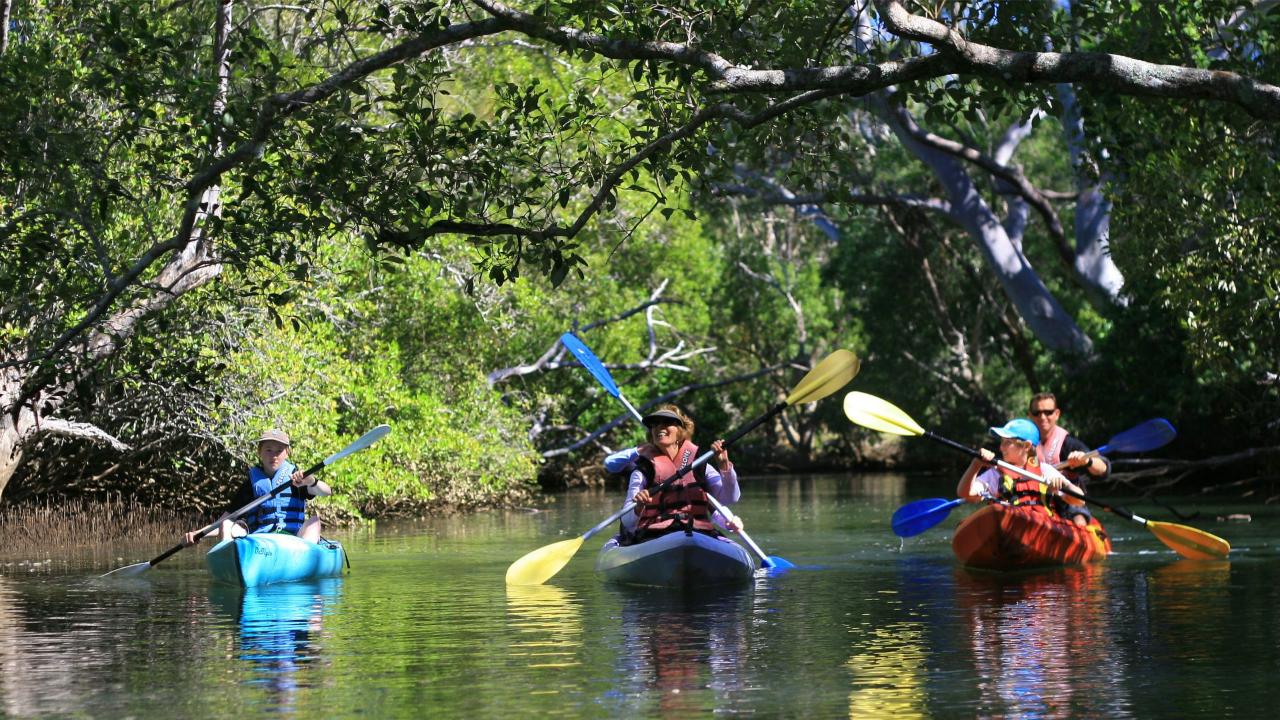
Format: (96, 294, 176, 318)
(208, 577, 342, 713)
(955, 565, 1129, 718)
(0, 575, 28, 716)
(843, 556, 953, 718)
(846, 621, 930, 718)
(605, 584, 753, 715)
(0, 482, 1272, 718)
(0, 574, 162, 717)
(504, 583, 583, 670)
(1139, 559, 1234, 665)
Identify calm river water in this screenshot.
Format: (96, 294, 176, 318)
(2, 473, 1277, 718)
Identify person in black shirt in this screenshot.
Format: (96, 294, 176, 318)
(1029, 393, 1109, 526)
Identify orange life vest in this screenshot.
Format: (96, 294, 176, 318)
(634, 442, 716, 537)
(998, 458, 1051, 511)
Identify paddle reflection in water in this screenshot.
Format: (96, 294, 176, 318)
(504, 583, 583, 671)
(845, 557, 955, 718)
(956, 564, 1129, 718)
(603, 584, 753, 715)
(1134, 558, 1236, 705)
(208, 577, 342, 712)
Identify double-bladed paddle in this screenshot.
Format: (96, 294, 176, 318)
(560, 331, 795, 570)
(101, 424, 392, 578)
(505, 346, 860, 585)
(896, 418, 1180, 538)
(843, 391, 1229, 560)
(1052, 417, 1177, 471)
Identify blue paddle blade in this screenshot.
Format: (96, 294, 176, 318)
(1099, 418, 1177, 454)
(762, 556, 796, 570)
(891, 498, 964, 538)
(560, 332, 621, 398)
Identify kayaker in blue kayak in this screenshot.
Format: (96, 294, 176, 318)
(183, 429, 332, 546)
(1029, 392, 1111, 526)
(957, 418, 1086, 513)
(603, 404, 741, 544)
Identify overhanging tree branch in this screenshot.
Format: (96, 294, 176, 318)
(877, 0, 1280, 120)
(474, 0, 1280, 117)
(893, 112, 1072, 263)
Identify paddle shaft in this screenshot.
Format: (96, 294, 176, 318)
(144, 458, 329, 567)
(926, 431, 1155, 525)
(1052, 449, 1101, 472)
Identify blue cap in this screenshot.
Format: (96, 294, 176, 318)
(990, 418, 1040, 445)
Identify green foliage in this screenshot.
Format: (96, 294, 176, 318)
(211, 247, 543, 516)
(1099, 106, 1280, 445)
(5, 0, 1279, 510)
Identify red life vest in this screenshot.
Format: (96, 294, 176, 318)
(998, 458, 1051, 511)
(634, 442, 716, 537)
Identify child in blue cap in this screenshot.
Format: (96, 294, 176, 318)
(957, 418, 1087, 512)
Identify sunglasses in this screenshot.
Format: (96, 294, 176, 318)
(1031, 408, 1057, 417)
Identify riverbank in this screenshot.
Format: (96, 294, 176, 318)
(0, 497, 202, 558)
(0, 491, 522, 560)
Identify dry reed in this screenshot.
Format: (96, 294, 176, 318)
(0, 497, 200, 555)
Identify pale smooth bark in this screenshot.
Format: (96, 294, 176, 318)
(886, 106, 1094, 357)
(1057, 84, 1126, 306)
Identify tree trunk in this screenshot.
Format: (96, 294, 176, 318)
(1058, 83, 1126, 306)
(0, 1, 232, 503)
(887, 106, 1095, 358)
(1, 0, 12, 55)
(0, 371, 35, 498)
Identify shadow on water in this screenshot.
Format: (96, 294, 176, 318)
(207, 577, 343, 714)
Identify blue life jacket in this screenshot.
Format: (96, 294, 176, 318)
(247, 461, 307, 534)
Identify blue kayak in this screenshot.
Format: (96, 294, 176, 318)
(595, 531, 756, 588)
(207, 533, 346, 587)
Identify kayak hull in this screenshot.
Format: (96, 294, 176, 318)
(207, 533, 346, 587)
(952, 503, 1110, 571)
(596, 531, 756, 588)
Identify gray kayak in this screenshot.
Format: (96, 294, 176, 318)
(595, 531, 756, 588)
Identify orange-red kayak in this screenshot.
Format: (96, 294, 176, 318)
(952, 503, 1111, 571)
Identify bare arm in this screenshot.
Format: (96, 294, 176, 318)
(957, 449, 996, 502)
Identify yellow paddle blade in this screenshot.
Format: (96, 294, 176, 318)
(842, 391, 926, 436)
(785, 349, 861, 405)
(1148, 520, 1231, 560)
(505, 536, 585, 586)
